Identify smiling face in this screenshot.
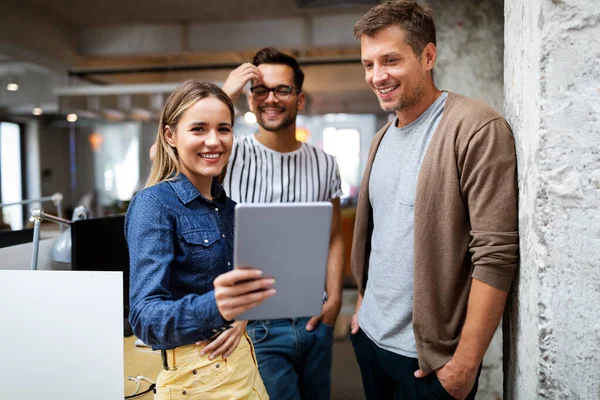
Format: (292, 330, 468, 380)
(248, 63, 305, 133)
(360, 25, 435, 115)
(164, 96, 233, 192)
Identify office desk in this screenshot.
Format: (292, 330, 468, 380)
(124, 336, 163, 398)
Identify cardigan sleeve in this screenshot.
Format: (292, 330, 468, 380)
(459, 118, 519, 292)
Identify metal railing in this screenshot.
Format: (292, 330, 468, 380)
(0, 193, 65, 232)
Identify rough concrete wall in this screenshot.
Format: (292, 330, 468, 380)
(429, 0, 504, 112)
(505, 0, 600, 398)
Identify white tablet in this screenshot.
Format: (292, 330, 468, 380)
(234, 202, 333, 321)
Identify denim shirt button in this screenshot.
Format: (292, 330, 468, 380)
(203, 239, 209, 243)
(214, 207, 219, 212)
(221, 234, 226, 238)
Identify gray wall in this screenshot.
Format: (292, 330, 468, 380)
(504, 0, 600, 397)
(430, 0, 504, 112)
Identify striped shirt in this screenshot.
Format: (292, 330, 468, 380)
(224, 134, 343, 204)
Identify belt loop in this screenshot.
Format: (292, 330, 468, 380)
(161, 350, 169, 370)
(161, 349, 178, 371)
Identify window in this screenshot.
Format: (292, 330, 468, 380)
(322, 127, 361, 199)
(1, 122, 23, 230)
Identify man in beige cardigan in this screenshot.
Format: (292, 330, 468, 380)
(349, 1, 519, 399)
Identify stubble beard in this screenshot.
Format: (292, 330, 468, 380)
(379, 79, 425, 113)
(256, 107, 298, 132)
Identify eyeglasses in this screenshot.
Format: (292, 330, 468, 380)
(250, 85, 297, 101)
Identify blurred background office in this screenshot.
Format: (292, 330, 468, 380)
(0, 0, 505, 398)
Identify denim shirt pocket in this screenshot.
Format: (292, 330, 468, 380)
(179, 215, 221, 261)
(181, 228, 221, 265)
(182, 230, 220, 248)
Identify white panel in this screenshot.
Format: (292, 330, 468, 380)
(80, 25, 183, 56)
(312, 14, 364, 47)
(188, 18, 306, 51)
(0, 271, 124, 399)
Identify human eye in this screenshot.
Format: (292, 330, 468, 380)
(190, 126, 205, 133)
(218, 126, 232, 133)
(362, 62, 373, 70)
(275, 86, 292, 96)
(252, 86, 268, 96)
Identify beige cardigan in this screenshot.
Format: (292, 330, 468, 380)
(351, 92, 519, 373)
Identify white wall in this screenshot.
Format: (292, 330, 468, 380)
(505, 0, 600, 397)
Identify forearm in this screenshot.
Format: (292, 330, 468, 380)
(354, 291, 363, 314)
(325, 232, 344, 304)
(452, 278, 507, 370)
(130, 291, 229, 348)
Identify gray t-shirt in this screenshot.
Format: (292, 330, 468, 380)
(358, 92, 448, 357)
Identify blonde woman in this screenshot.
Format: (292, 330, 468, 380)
(126, 81, 273, 399)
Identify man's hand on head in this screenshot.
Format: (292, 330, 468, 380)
(222, 63, 263, 102)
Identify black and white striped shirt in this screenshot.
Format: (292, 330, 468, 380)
(224, 135, 343, 204)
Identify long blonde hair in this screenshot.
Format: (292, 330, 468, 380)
(144, 80, 235, 189)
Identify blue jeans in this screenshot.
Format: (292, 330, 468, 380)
(247, 318, 334, 400)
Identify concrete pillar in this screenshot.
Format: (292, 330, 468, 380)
(504, 0, 600, 398)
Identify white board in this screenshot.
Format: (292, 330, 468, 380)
(0, 270, 124, 399)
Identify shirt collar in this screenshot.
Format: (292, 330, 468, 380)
(168, 173, 225, 205)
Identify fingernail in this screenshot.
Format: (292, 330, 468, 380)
(255, 270, 263, 277)
(306, 325, 313, 331)
(200, 351, 205, 356)
(209, 355, 214, 360)
(269, 288, 276, 295)
(267, 278, 275, 285)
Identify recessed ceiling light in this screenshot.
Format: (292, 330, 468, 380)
(33, 107, 43, 116)
(66, 113, 78, 122)
(6, 83, 18, 91)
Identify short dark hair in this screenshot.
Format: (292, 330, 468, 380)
(354, 0, 436, 58)
(252, 47, 305, 92)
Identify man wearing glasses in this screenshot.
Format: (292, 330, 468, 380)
(222, 47, 345, 400)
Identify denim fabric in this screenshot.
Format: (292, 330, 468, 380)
(247, 318, 334, 400)
(126, 174, 236, 350)
(351, 328, 481, 400)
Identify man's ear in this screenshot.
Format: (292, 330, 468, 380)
(297, 92, 306, 112)
(422, 42, 437, 71)
(164, 125, 176, 147)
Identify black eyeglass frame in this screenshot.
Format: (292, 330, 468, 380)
(249, 85, 300, 100)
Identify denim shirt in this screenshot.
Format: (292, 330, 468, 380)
(125, 173, 235, 350)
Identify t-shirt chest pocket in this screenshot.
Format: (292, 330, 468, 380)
(396, 167, 418, 207)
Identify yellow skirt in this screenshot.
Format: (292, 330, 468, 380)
(154, 332, 268, 400)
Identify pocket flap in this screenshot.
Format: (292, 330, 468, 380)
(182, 230, 219, 247)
